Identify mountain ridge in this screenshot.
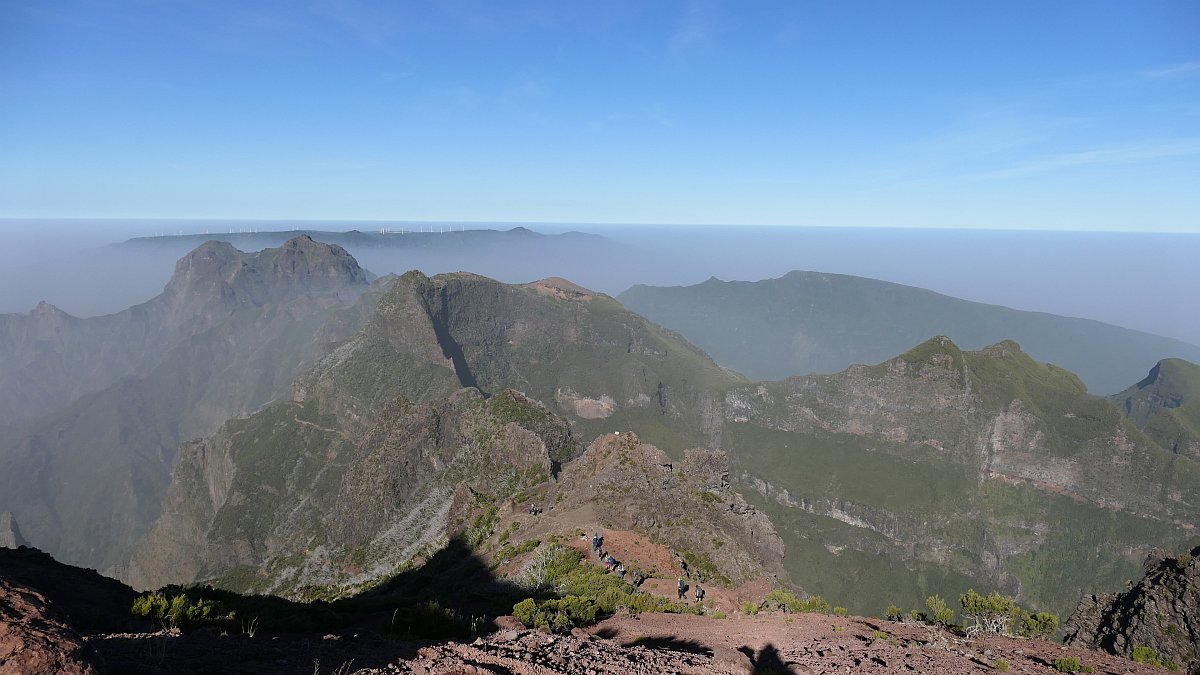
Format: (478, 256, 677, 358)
(618, 270, 1200, 395)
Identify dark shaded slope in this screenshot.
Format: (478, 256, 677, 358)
(618, 271, 1200, 394)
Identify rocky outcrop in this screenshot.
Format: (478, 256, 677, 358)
(0, 576, 98, 675)
(551, 432, 786, 585)
(0, 546, 139, 633)
(1065, 545, 1200, 673)
(0, 511, 26, 548)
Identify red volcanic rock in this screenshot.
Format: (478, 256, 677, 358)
(0, 577, 98, 675)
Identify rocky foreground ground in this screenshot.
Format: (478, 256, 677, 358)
(1, 542, 1184, 675)
(54, 611, 1173, 675)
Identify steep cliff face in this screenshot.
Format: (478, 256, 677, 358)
(723, 337, 1200, 618)
(1065, 546, 1200, 674)
(0, 236, 376, 573)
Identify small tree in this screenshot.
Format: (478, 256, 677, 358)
(925, 595, 954, 626)
(960, 589, 1018, 636)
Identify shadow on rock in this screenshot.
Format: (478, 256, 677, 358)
(624, 636, 713, 656)
(740, 643, 801, 675)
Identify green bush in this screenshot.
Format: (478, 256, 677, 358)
(1019, 611, 1059, 639)
(884, 604, 903, 622)
(711, 610, 727, 619)
(960, 589, 1019, 635)
(130, 591, 222, 630)
(495, 538, 541, 563)
(1052, 656, 1081, 672)
(833, 606, 848, 617)
(385, 600, 468, 640)
(1130, 645, 1160, 666)
(762, 589, 830, 613)
(510, 544, 696, 632)
(994, 657, 1009, 672)
(742, 601, 759, 615)
(925, 595, 954, 626)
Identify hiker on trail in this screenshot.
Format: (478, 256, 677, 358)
(616, 564, 626, 580)
(695, 584, 705, 603)
(592, 532, 600, 552)
(605, 554, 616, 570)
(631, 569, 645, 587)
(677, 578, 686, 600)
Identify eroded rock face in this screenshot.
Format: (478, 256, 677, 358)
(553, 432, 787, 585)
(1065, 545, 1200, 673)
(0, 576, 98, 675)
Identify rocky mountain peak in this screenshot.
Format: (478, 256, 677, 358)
(162, 236, 369, 310)
(30, 300, 69, 317)
(1111, 358, 1200, 429)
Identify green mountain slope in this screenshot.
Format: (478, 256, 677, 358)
(130, 272, 743, 591)
(1110, 358, 1200, 461)
(618, 271, 1200, 395)
(723, 337, 1200, 619)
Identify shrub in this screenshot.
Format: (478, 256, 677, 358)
(1052, 656, 1081, 672)
(1130, 645, 1160, 665)
(1019, 611, 1059, 639)
(512, 598, 539, 628)
(884, 604, 903, 622)
(960, 589, 1019, 635)
(994, 657, 1009, 672)
(833, 606, 848, 617)
(742, 601, 759, 615)
(712, 610, 727, 619)
(925, 595, 954, 626)
(510, 544, 696, 632)
(131, 591, 221, 630)
(385, 600, 468, 640)
(762, 589, 829, 613)
(871, 630, 889, 642)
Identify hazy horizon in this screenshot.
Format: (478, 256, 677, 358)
(2, 220, 1198, 356)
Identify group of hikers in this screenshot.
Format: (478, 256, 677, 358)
(589, 531, 704, 603)
(591, 532, 630, 580)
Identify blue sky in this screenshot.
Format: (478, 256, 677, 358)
(2, 0, 1198, 230)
